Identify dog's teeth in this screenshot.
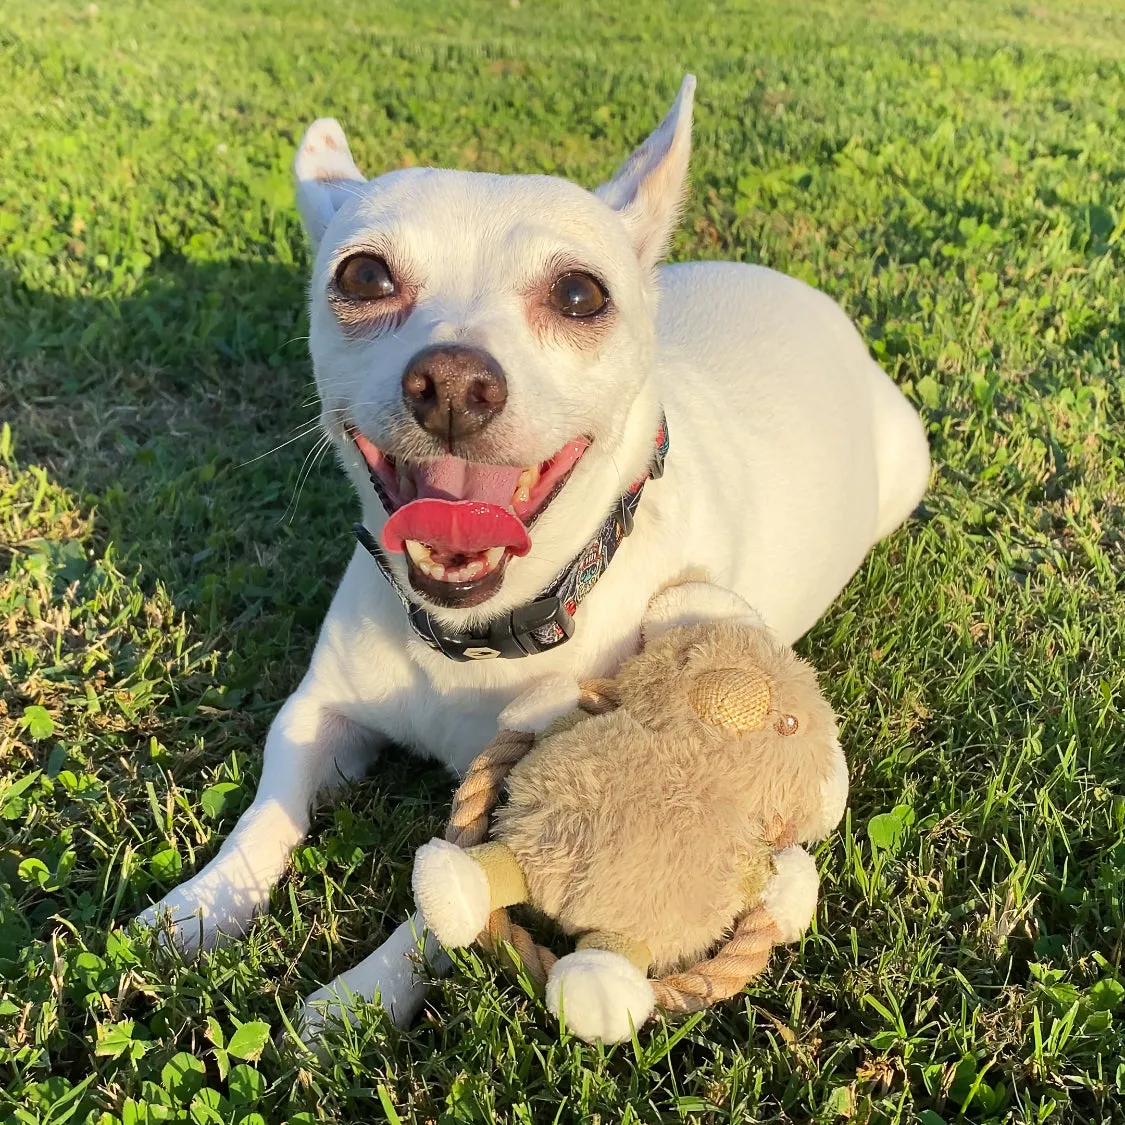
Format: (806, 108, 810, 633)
(409, 543, 502, 583)
(410, 541, 447, 580)
(512, 466, 541, 507)
(397, 464, 417, 501)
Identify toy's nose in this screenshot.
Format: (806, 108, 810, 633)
(401, 344, 508, 446)
(688, 666, 772, 731)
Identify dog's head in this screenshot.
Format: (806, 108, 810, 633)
(295, 76, 694, 627)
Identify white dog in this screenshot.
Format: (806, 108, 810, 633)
(136, 75, 929, 1036)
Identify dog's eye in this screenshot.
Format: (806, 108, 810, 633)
(335, 254, 396, 300)
(549, 272, 608, 318)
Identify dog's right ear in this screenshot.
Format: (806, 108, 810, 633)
(293, 118, 366, 251)
(595, 75, 695, 270)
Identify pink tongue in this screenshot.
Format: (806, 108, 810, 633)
(382, 457, 533, 557)
(413, 457, 524, 506)
(383, 499, 531, 556)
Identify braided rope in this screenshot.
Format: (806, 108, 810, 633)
(445, 728, 533, 848)
(443, 697, 786, 1012)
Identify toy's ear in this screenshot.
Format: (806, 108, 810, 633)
(688, 666, 773, 732)
(595, 75, 695, 270)
(642, 581, 767, 644)
(294, 118, 366, 252)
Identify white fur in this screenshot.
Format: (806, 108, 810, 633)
(546, 948, 656, 1044)
(133, 76, 929, 1031)
(293, 118, 365, 247)
(498, 675, 580, 734)
(761, 845, 820, 943)
(411, 838, 491, 947)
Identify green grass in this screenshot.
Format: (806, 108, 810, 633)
(2, 0, 1124, 1121)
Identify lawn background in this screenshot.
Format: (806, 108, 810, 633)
(2, 1, 1124, 1122)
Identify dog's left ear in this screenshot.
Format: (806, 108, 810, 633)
(293, 118, 366, 252)
(596, 74, 695, 269)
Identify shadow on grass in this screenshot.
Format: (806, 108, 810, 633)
(0, 258, 455, 971)
(1, 256, 347, 657)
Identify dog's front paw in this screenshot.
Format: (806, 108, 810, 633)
(411, 838, 491, 947)
(296, 915, 441, 1048)
(546, 949, 655, 1044)
(296, 981, 360, 1051)
(132, 863, 269, 955)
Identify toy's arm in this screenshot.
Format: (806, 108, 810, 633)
(497, 674, 582, 733)
(759, 846, 820, 944)
(800, 737, 849, 843)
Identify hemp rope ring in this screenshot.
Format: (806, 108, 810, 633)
(442, 684, 785, 1016)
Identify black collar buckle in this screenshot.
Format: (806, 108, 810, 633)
(410, 595, 574, 661)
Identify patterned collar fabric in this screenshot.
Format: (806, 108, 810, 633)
(353, 416, 669, 662)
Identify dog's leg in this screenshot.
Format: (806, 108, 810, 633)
(134, 688, 381, 954)
(867, 361, 931, 541)
(298, 912, 451, 1042)
(300, 842, 532, 1041)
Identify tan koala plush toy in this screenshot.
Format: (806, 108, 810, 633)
(412, 583, 849, 1044)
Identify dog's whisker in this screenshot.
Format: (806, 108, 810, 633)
(238, 422, 326, 468)
(281, 433, 335, 526)
(607, 451, 628, 495)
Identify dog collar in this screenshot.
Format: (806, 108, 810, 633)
(354, 416, 669, 661)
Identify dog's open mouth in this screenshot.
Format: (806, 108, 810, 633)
(348, 426, 588, 608)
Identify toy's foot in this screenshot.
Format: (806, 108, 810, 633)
(761, 844, 819, 942)
(546, 949, 656, 1044)
(411, 838, 491, 947)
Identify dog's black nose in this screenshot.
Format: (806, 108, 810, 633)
(401, 344, 508, 444)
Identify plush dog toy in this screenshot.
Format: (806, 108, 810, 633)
(412, 583, 849, 1043)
